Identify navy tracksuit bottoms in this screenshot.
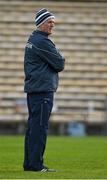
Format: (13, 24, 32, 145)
(23, 92, 53, 171)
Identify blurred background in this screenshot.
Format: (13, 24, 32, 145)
(0, 0, 107, 136)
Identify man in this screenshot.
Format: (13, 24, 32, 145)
(23, 8, 65, 172)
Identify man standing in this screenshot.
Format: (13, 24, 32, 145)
(23, 8, 65, 172)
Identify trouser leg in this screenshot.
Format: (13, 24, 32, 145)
(23, 92, 53, 171)
(23, 95, 32, 170)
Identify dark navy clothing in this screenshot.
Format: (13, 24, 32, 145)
(24, 30, 65, 93)
(23, 92, 53, 171)
(23, 30, 65, 171)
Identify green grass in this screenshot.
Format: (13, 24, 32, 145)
(0, 136, 107, 179)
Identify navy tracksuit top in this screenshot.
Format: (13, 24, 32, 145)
(24, 30, 65, 93)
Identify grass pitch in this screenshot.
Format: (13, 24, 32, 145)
(0, 136, 107, 179)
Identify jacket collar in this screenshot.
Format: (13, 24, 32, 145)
(35, 30, 49, 37)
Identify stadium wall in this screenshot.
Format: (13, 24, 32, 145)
(0, 0, 107, 135)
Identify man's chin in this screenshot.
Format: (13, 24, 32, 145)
(48, 32, 52, 35)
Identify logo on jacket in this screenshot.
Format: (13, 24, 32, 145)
(26, 42, 32, 49)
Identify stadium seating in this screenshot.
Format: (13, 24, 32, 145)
(0, 0, 107, 133)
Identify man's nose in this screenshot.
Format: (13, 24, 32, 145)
(51, 23, 54, 27)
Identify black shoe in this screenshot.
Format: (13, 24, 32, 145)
(24, 166, 56, 172)
(24, 168, 33, 171)
(40, 166, 56, 172)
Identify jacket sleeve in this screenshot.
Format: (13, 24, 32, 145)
(32, 38, 65, 72)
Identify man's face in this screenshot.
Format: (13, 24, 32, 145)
(39, 18, 55, 35)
